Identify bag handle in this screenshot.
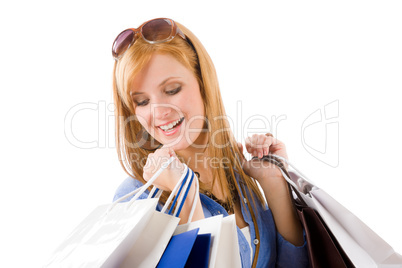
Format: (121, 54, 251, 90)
(110, 157, 199, 223)
(255, 154, 317, 194)
(129, 160, 194, 219)
(109, 157, 175, 212)
(187, 170, 199, 224)
(251, 154, 300, 190)
(162, 165, 190, 214)
(173, 168, 197, 221)
(270, 154, 316, 187)
(254, 154, 311, 207)
(160, 166, 199, 223)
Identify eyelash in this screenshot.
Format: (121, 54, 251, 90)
(135, 86, 182, 107)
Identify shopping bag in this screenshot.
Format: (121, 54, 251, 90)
(185, 233, 212, 268)
(44, 198, 158, 267)
(118, 206, 180, 268)
(215, 215, 242, 268)
(159, 166, 227, 268)
(293, 199, 354, 267)
(120, 165, 199, 268)
(157, 228, 200, 267)
(174, 214, 224, 268)
(310, 188, 402, 267)
(45, 157, 198, 267)
(271, 154, 402, 268)
(161, 165, 211, 268)
(157, 229, 212, 268)
(173, 215, 241, 267)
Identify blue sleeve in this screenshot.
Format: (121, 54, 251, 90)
(112, 177, 149, 202)
(276, 230, 309, 268)
(113, 177, 165, 212)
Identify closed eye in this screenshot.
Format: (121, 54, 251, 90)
(166, 86, 181, 95)
(135, 99, 149, 106)
(134, 86, 181, 107)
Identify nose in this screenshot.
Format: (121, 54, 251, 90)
(151, 103, 174, 120)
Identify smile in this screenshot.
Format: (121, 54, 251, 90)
(158, 117, 184, 132)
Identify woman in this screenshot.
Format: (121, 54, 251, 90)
(112, 18, 309, 267)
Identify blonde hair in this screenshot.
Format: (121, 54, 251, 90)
(112, 21, 265, 210)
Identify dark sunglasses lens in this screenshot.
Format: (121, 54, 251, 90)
(112, 30, 135, 58)
(142, 19, 173, 42)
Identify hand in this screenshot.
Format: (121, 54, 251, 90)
(237, 134, 289, 183)
(245, 133, 288, 161)
(239, 135, 304, 246)
(143, 146, 186, 191)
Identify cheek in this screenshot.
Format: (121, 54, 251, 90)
(192, 91, 205, 117)
(184, 92, 205, 127)
(179, 86, 204, 116)
(134, 109, 151, 130)
(169, 93, 193, 118)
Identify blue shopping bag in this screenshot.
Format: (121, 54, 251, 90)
(185, 233, 211, 268)
(157, 228, 200, 267)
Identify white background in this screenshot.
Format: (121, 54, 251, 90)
(0, 1, 401, 267)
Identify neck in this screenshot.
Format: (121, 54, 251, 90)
(176, 131, 213, 184)
(176, 133, 228, 201)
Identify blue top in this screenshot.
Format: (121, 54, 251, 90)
(113, 172, 309, 268)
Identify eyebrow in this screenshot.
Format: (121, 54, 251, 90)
(130, 76, 181, 96)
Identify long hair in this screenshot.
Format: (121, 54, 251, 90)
(112, 21, 265, 210)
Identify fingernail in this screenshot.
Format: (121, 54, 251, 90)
(258, 152, 263, 158)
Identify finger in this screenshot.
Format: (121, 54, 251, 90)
(256, 135, 266, 158)
(246, 136, 261, 157)
(251, 134, 260, 147)
(261, 137, 268, 156)
(266, 136, 283, 154)
(151, 148, 171, 170)
(144, 156, 152, 170)
(154, 146, 170, 158)
(251, 134, 260, 157)
(253, 135, 262, 158)
(247, 139, 257, 157)
(249, 134, 265, 158)
(245, 137, 253, 154)
(262, 136, 273, 156)
(168, 147, 175, 157)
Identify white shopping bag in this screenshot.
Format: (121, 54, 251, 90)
(274, 154, 402, 268)
(45, 157, 199, 268)
(215, 215, 242, 268)
(119, 207, 180, 268)
(310, 188, 402, 268)
(174, 215, 223, 268)
(120, 165, 199, 268)
(44, 198, 158, 267)
(174, 215, 241, 268)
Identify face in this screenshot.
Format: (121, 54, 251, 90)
(130, 53, 207, 152)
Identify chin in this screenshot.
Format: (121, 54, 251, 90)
(165, 141, 189, 152)
(158, 131, 206, 152)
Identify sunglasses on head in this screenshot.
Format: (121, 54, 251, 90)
(112, 18, 187, 60)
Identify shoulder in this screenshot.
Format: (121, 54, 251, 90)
(112, 177, 149, 202)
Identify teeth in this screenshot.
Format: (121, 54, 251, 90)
(160, 118, 181, 131)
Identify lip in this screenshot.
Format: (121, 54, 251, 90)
(158, 117, 184, 136)
(157, 118, 183, 128)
